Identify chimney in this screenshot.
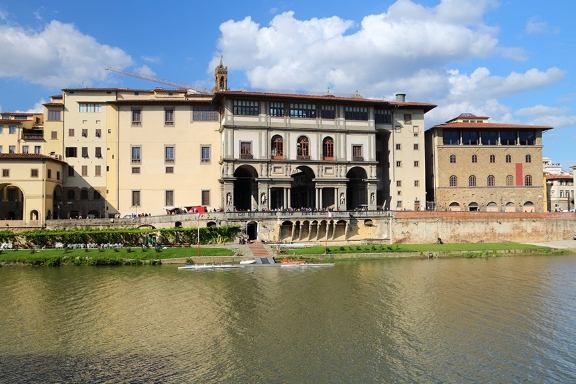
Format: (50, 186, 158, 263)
(395, 93, 406, 102)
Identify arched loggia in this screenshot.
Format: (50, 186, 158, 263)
(233, 165, 258, 211)
(346, 167, 368, 210)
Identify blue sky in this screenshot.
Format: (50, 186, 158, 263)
(1, 0, 574, 168)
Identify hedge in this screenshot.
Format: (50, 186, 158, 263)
(0, 225, 240, 248)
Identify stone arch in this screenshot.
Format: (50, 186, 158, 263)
(247, 221, 258, 240)
(0, 183, 25, 220)
(80, 189, 89, 200)
(449, 202, 461, 211)
(523, 201, 535, 213)
(309, 220, 319, 240)
(207, 221, 217, 228)
(271, 134, 284, 159)
(468, 202, 479, 211)
(175, 221, 182, 228)
(486, 202, 498, 212)
(67, 189, 75, 200)
(334, 220, 347, 239)
(346, 167, 368, 210)
(233, 165, 258, 211)
(297, 135, 310, 159)
(291, 165, 316, 209)
(30, 210, 39, 221)
(280, 220, 293, 241)
(88, 210, 101, 219)
(505, 202, 516, 213)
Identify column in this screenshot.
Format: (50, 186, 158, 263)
(319, 188, 323, 209)
(283, 188, 287, 209)
(334, 188, 338, 210)
(287, 187, 291, 208)
(315, 188, 320, 209)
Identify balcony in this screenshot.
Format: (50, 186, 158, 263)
(22, 129, 43, 140)
(240, 154, 253, 159)
(352, 156, 364, 162)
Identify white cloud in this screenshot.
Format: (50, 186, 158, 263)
(15, 99, 46, 113)
(270, 7, 278, 14)
(33, 8, 44, 21)
(134, 65, 156, 76)
(525, 16, 559, 35)
(0, 20, 133, 88)
(476, 68, 565, 97)
(515, 105, 571, 116)
(141, 55, 161, 64)
(499, 46, 527, 61)
(529, 115, 576, 129)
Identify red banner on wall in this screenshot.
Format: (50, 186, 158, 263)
(516, 163, 523, 186)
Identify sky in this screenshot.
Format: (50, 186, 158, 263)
(0, 0, 574, 169)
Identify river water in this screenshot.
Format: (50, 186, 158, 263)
(1, 255, 575, 383)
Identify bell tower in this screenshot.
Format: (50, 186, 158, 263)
(212, 55, 229, 93)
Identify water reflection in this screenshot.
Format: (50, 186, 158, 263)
(1, 256, 575, 383)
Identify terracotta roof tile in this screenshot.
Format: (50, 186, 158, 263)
(431, 122, 552, 130)
(546, 174, 573, 179)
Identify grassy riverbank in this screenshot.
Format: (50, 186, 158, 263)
(281, 242, 545, 255)
(0, 247, 235, 266)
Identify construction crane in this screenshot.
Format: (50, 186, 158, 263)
(105, 67, 208, 94)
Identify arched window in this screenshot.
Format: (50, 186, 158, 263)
(526, 154, 531, 163)
(524, 175, 533, 186)
(506, 154, 511, 163)
(67, 190, 75, 200)
(487, 175, 495, 187)
(323, 137, 334, 160)
(271, 135, 283, 159)
(80, 190, 88, 200)
(472, 154, 477, 163)
(506, 175, 514, 186)
(469, 175, 476, 187)
(490, 154, 495, 163)
(94, 190, 101, 200)
(297, 136, 309, 159)
(450, 154, 456, 163)
(450, 175, 458, 187)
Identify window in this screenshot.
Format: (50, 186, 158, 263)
(443, 131, 460, 145)
(404, 114, 412, 124)
(47, 110, 61, 121)
(67, 190, 75, 200)
(202, 190, 210, 206)
(31, 169, 38, 177)
(81, 165, 88, 176)
(201, 146, 210, 162)
(132, 191, 141, 206)
(297, 136, 309, 159)
(166, 167, 174, 174)
(79, 103, 101, 113)
(270, 102, 284, 117)
(9, 146, 15, 154)
(501, 131, 517, 145)
(413, 127, 420, 137)
(396, 201, 402, 208)
(396, 144, 401, 150)
(94, 191, 101, 200)
(271, 135, 283, 159)
(519, 131, 535, 145)
(2, 169, 8, 177)
(56, 171, 60, 180)
(396, 161, 402, 167)
(233, 100, 259, 115)
(526, 154, 532, 163)
(131, 166, 141, 174)
(82, 147, 88, 158)
(166, 190, 174, 206)
(95, 165, 101, 176)
(487, 175, 495, 187)
(397, 191, 402, 196)
(469, 175, 476, 187)
(165, 146, 175, 162)
(93, 147, 101, 158)
(414, 144, 419, 150)
(9, 126, 16, 134)
(472, 154, 477, 163)
(289, 103, 316, 118)
(450, 155, 456, 163)
(352, 145, 363, 160)
(323, 137, 334, 160)
(193, 106, 218, 121)
(490, 154, 495, 163)
(80, 190, 88, 200)
(375, 109, 391, 123)
(82, 129, 88, 137)
(344, 106, 368, 120)
(0, 146, 2, 153)
(462, 131, 479, 145)
(22, 146, 29, 154)
(396, 180, 402, 187)
(525, 175, 533, 186)
(65, 147, 77, 158)
(240, 142, 252, 158)
(481, 131, 498, 145)
(414, 180, 420, 187)
(68, 166, 74, 177)
(34, 146, 41, 154)
(69, 129, 74, 137)
(51, 131, 58, 140)
(165, 109, 174, 125)
(95, 129, 101, 138)
(131, 146, 141, 163)
(0, 127, 2, 134)
(414, 161, 419, 167)
(506, 154, 511, 163)
(132, 110, 141, 125)
(47, 169, 52, 178)
(321, 105, 335, 119)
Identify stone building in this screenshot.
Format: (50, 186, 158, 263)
(545, 173, 574, 212)
(425, 113, 552, 212)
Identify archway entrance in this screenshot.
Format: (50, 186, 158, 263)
(469, 202, 479, 212)
(0, 184, 24, 220)
(53, 185, 63, 219)
(449, 202, 461, 211)
(505, 202, 516, 213)
(346, 167, 368, 210)
(523, 201, 535, 212)
(291, 166, 316, 209)
(247, 221, 258, 240)
(486, 202, 498, 212)
(234, 165, 258, 211)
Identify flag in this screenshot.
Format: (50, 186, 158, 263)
(197, 213, 204, 219)
(327, 210, 333, 218)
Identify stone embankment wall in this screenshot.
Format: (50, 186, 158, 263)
(393, 212, 576, 243)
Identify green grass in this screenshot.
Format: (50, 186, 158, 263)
(0, 246, 235, 266)
(282, 243, 546, 255)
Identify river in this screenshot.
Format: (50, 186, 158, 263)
(1, 255, 575, 383)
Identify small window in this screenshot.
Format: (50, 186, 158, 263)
(525, 175, 533, 186)
(165, 190, 174, 206)
(323, 137, 334, 160)
(413, 144, 419, 150)
(132, 167, 140, 174)
(81, 165, 88, 176)
(166, 166, 174, 174)
(526, 154, 531, 163)
(131, 146, 141, 163)
(31, 169, 39, 178)
(9, 146, 15, 154)
(2, 169, 9, 177)
(270, 102, 284, 117)
(34, 146, 41, 154)
(414, 180, 420, 187)
(271, 135, 284, 159)
(396, 200, 402, 208)
(165, 109, 174, 125)
(396, 161, 402, 167)
(95, 165, 101, 176)
(9, 126, 16, 134)
(450, 175, 457, 187)
(80, 190, 88, 200)
(450, 155, 456, 163)
(51, 131, 58, 140)
(22, 146, 29, 154)
(321, 105, 335, 119)
(472, 154, 477, 163)
(95, 147, 102, 158)
(490, 154, 495, 163)
(487, 175, 495, 187)
(95, 129, 101, 138)
(82, 129, 88, 137)
(397, 190, 402, 196)
(68, 166, 74, 177)
(69, 129, 74, 137)
(57, 171, 60, 180)
(82, 147, 88, 158)
(48, 110, 61, 121)
(469, 175, 476, 187)
(165, 146, 175, 162)
(375, 109, 391, 124)
(352, 145, 363, 160)
(404, 114, 412, 124)
(396, 143, 401, 150)
(65, 147, 77, 158)
(414, 161, 419, 167)
(397, 180, 402, 187)
(241, 142, 252, 158)
(506, 154, 511, 163)
(132, 110, 141, 125)
(132, 190, 141, 206)
(202, 190, 210, 206)
(201, 146, 210, 162)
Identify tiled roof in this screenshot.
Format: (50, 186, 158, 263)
(111, 98, 212, 105)
(446, 114, 489, 122)
(43, 103, 63, 106)
(546, 174, 573, 179)
(0, 153, 67, 164)
(0, 112, 39, 116)
(62, 88, 121, 91)
(50, 95, 63, 99)
(431, 122, 552, 130)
